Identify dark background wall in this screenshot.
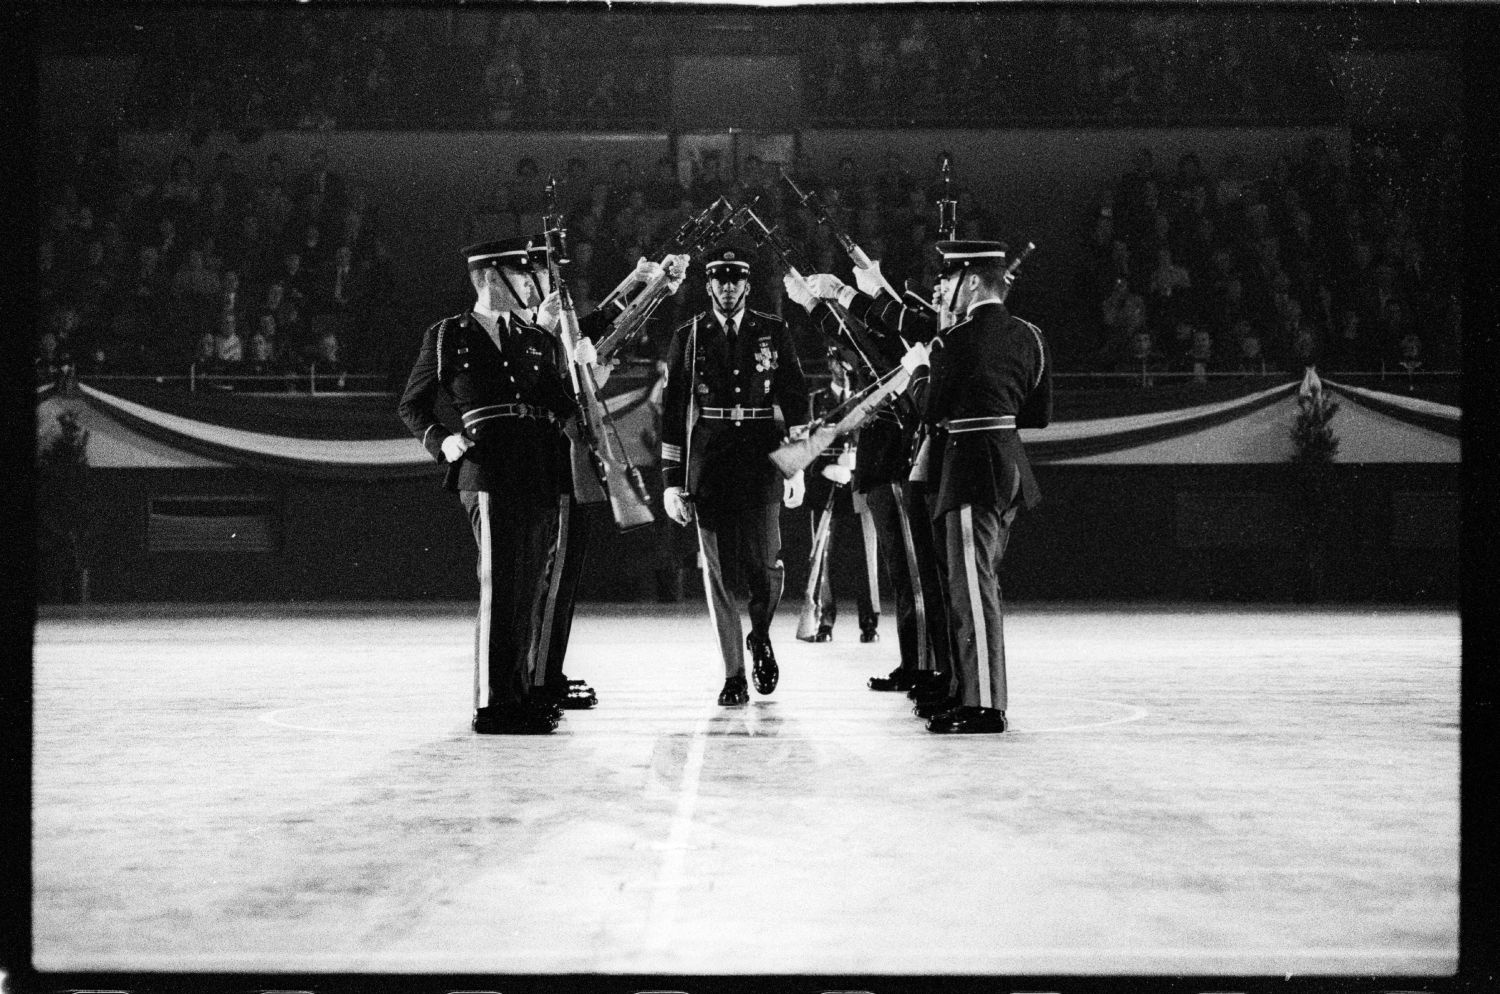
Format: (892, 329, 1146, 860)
(38, 463, 1458, 606)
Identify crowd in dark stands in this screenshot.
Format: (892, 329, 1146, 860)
(36, 123, 1463, 387)
(1068, 130, 1463, 379)
(96, 7, 1349, 135)
(37, 134, 401, 386)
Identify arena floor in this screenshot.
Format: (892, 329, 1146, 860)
(31, 602, 1459, 977)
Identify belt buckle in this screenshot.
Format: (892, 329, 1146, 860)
(730, 404, 745, 424)
(516, 403, 530, 417)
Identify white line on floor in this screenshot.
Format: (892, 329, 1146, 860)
(640, 711, 714, 956)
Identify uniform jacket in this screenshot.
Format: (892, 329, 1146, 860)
(804, 382, 859, 517)
(924, 300, 1050, 519)
(809, 296, 926, 493)
(660, 306, 807, 511)
(397, 309, 575, 504)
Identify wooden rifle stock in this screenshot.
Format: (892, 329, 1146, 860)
(544, 181, 655, 531)
(770, 365, 913, 478)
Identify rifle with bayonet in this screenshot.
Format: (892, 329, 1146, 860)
(780, 168, 908, 309)
(593, 198, 739, 362)
(542, 178, 655, 531)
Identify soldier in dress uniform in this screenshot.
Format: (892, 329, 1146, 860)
(397, 237, 584, 735)
(660, 245, 809, 706)
(529, 250, 678, 713)
(904, 239, 1050, 734)
(795, 347, 881, 643)
(791, 268, 955, 700)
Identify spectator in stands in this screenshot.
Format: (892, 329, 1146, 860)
(193, 180, 234, 247)
(689, 151, 728, 208)
(647, 156, 686, 211)
(171, 246, 222, 302)
(1228, 323, 1272, 376)
(586, 72, 620, 128)
(1117, 328, 1168, 383)
(223, 212, 270, 279)
(253, 153, 295, 242)
(1096, 279, 1148, 369)
(1179, 326, 1216, 383)
(151, 215, 185, 275)
(219, 269, 244, 323)
(213, 310, 245, 367)
(159, 154, 202, 219)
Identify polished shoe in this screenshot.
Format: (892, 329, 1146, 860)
(812, 625, 833, 643)
(867, 667, 917, 692)
(747, 634, 779, 695)
(913, 695, 961, 719)
(860, 627, 880, 643)
(548, 678, 598, 710)
(717, 673, 750, 707)
(927, 705, 1008, 734)
(906, 670, 952, 700)
(910, 681, 956, 706)
(522, 694, 565, 720)
(473, 704, 558, 735)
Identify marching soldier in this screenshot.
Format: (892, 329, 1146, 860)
(902, 240, 1050, 734)
(798, 347, 880, 643)
(660, 245, 809, 706)
(397, 237, 581, 735)
(793, 268, 955, 701)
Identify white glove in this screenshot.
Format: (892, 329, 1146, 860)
(440, 433, 473, 463)
(783, 470, 805, 509)
(853, 259, 886, 298)
(632, 256, 663, 286)
(535, 291, 562, 332)
(663, 253, 689, 293)
(663, 485, 694, 526)
(783, 273, 816, 312)
(805, 273, 847, 300)
(821, 463, 852, 485)
(900, 341, 930, 373)
(573, 337, 599, 367)
(787, 422, 812, 442)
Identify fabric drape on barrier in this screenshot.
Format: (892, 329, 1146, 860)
(62, 374, 1460, 477)
(75, 382, 659, 480)
(1023, 382, 1299, 462)
(1323, 380, 1461, 438)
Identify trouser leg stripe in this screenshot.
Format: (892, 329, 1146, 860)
(533, 495, 571, 689)
(695, 519, 743, 677)
(475, 492, 494, 711)
(960, 504, 992, 709)
(860, 506, 881, 616)
(892, 482, 930, 669)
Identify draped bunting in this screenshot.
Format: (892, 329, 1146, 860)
(57, 372, 1460, 478)
(1323, 380, 1461, 439)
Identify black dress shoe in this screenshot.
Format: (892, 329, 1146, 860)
(812, 625, 833, 643)
(910, 682, 956, 705)
(522, 694, 565, 720)
(868, 667, 916, 692)
(907, 671, 952, 700)
(473, 704, 558, 735)
(860, 627, 879, 643)
(717, 674, 749, 707)
(747, 634, 779, 694)
(913, 696, 961, 719)
(927, 705, 1008, 734)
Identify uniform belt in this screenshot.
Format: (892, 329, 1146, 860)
(942, 415, 1016, 433)
(463, 403, 557, 427)
(701, 405, 774, 422)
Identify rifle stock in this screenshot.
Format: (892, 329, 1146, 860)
(545, 178, 656, 531)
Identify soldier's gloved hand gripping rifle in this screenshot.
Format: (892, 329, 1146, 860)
(592, 198, 738, 362)
(543, 178, 655, 530)
(781, 168, 912, 315)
